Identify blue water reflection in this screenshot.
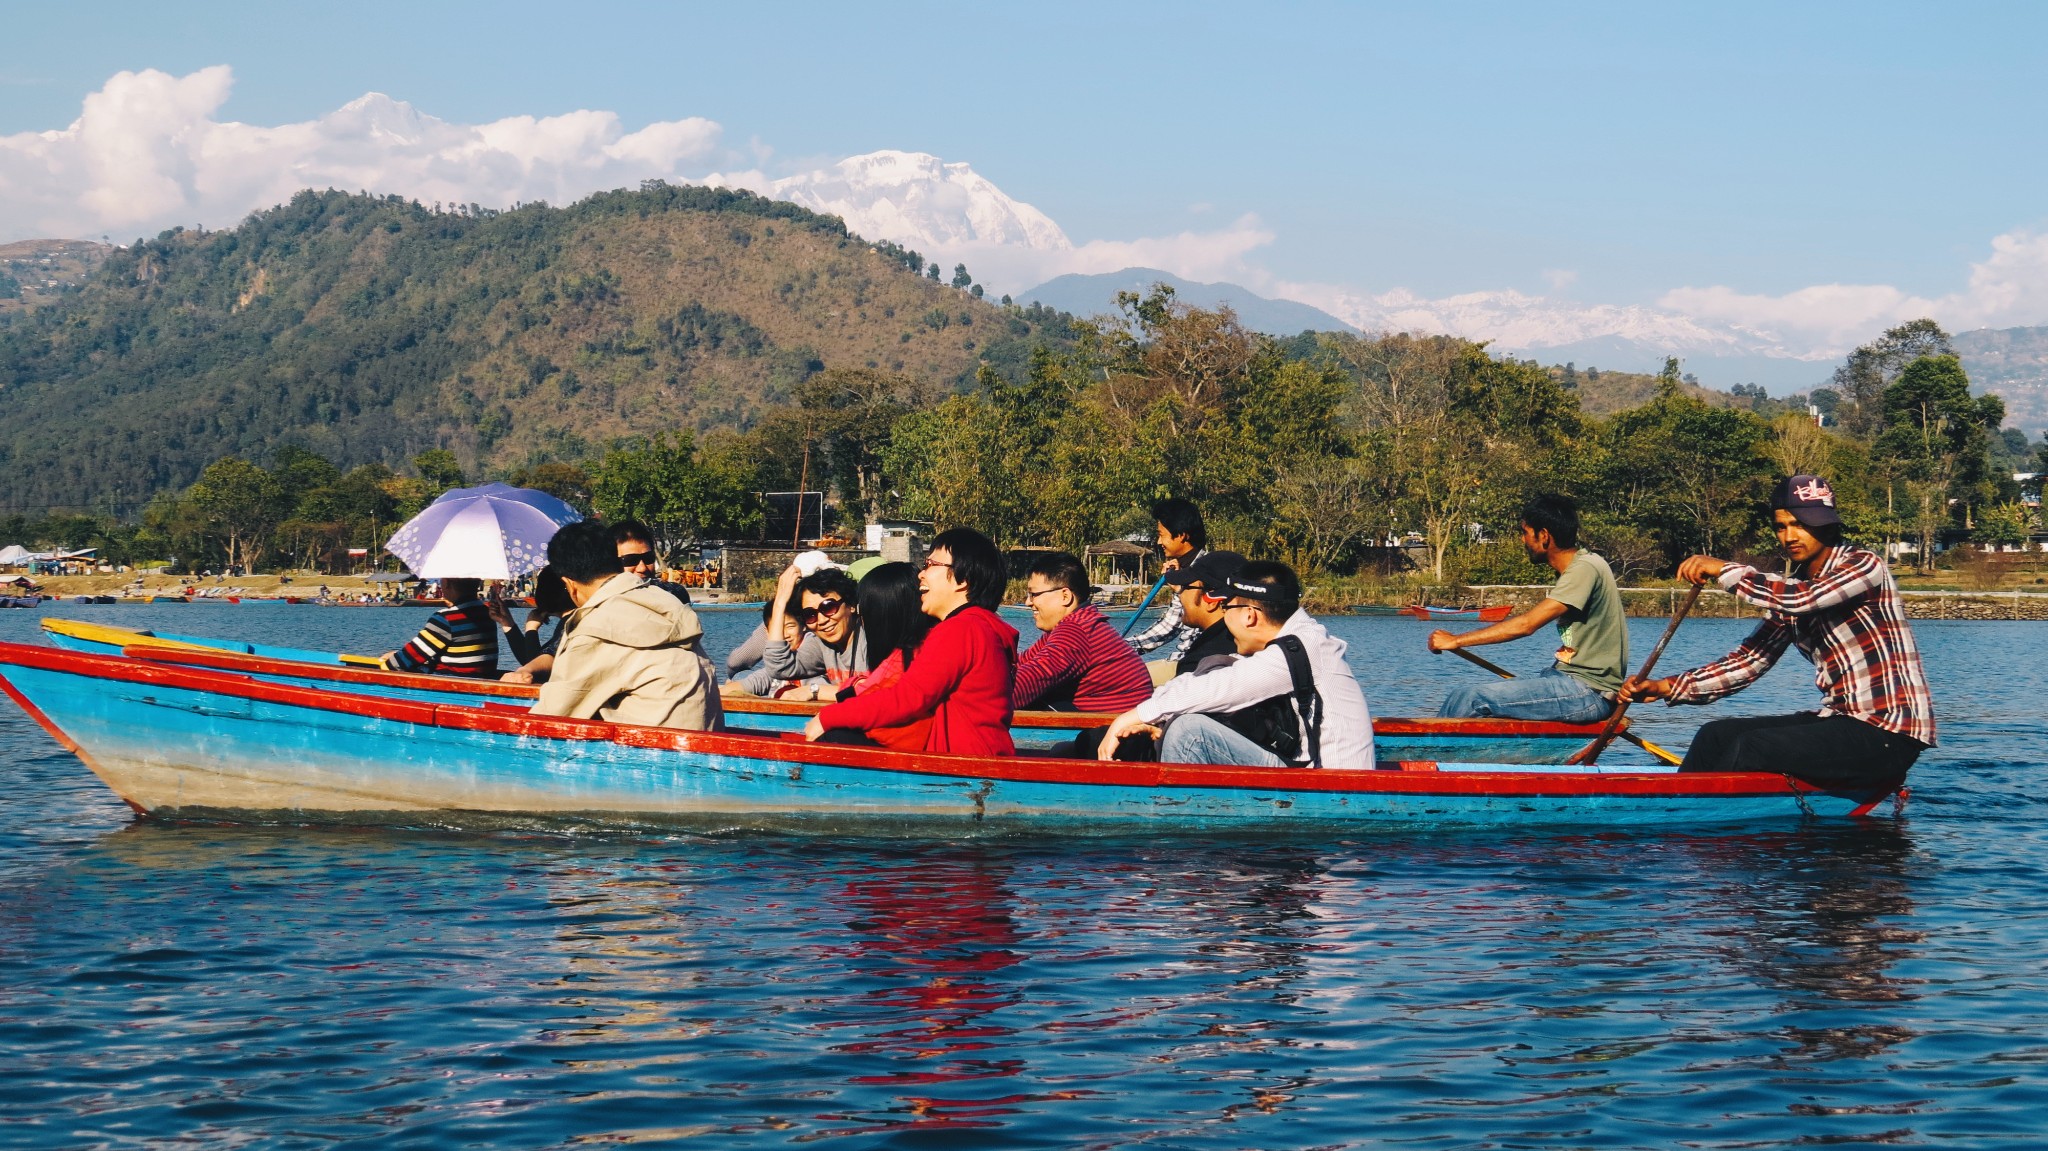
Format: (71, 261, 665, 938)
(1, 606, 2045, 1147)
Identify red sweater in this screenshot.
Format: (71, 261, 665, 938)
(818, 605, 1018, 756)
(1012, 603, 1155, 712)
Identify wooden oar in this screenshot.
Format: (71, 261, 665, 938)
(1566, 584, 1703, 767)
(1120, 572, 1173, 638)
(1446, 646, 1682, 766)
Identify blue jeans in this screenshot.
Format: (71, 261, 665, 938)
(1159, 713, 1287, 768)
(1438, 668, 1613, 724)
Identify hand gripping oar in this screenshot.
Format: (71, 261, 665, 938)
(1120, 572, 1173, 638)
(1566, 583, 1703, 767)
(1446, 646, 1683, 766)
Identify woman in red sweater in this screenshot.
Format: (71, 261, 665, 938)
(805, 528, 1018, 757)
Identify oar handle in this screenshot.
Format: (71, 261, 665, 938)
(1573, 583, 1704, 766)
(1120, 572, 1173, 638)
(1449, 646, 1515, 680)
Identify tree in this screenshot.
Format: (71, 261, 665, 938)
(951, 264, 972, 289)
(412, 449, 467, 492)
(186, 457, 286, 573)
(1973, 501, 2033, 549)
(508, 462, 595, 514)
(1830, 319, 1955, 440)
(591, 433, 758, 559)
(1873, 353, 2006, 569)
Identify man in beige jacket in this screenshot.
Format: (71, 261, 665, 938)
(532, 521, 722, 730)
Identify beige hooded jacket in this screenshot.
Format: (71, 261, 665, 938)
(533, 573, 723, 730)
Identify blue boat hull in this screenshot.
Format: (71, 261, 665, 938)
(0, 642, 1883, 832)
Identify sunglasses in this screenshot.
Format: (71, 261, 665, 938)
(797, 597, 847, 624)
(618, 551, 657, 567)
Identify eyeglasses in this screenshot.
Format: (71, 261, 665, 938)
(1224, 601, 1262, 615)
(618, 551, 657, 568)
(1021, 586, 1065, 605)
(921, 559, 954, 572)
(797, 597, 847, 624)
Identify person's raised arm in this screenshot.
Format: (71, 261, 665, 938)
(1680, 550, 1886, 616)
(1625, 618, 1793, 706)
(1428, 598, 1568, 653)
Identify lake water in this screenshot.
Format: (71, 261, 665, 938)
(1, 603, 2042, 1148)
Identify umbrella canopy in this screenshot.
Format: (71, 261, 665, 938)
(385, 483, 583, 580)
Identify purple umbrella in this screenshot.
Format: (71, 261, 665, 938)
(384, 483, 583, 580)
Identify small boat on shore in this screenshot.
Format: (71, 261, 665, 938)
(0, 640, 1893, 832)
(1401, 604, 1513, 623)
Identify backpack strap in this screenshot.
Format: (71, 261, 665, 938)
(1270, 635, 1325, 768)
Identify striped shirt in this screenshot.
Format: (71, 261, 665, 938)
(1014, 604, 1157, 712)
(1668, 545, 1936, 747)
(386, 599, 500, 678)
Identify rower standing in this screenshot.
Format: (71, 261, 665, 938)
(1618, 474, 1934, 793)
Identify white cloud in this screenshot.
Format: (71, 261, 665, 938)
(12, 66, 2048, 368)
(0, 66, 721, 242)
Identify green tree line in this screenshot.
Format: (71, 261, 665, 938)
(6, 293, 2033, 580)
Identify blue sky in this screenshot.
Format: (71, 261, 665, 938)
(6, 2, 2047, 374)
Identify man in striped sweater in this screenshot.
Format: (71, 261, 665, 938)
(381, 577, 500, 678)
(1013, 551, 1155, 713)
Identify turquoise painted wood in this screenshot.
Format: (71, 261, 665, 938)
(37, 619, 1653, 765)
(0, 641, 1888, 833)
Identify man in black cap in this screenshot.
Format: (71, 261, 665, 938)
(1098, 560, 1376, 769)
(1619, 474, 1934, 793)
(1161, 549, 1249, 677)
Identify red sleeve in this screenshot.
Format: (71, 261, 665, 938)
(820, 618, 968, 732)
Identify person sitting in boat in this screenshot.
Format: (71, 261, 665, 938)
(762, 555, 868, 699)
(1097, 562, 1375, 769)
(490, 567, 575, 684)
(1617, 474, 1934, 792)
(803, 528, 1018, 755)
(723, 591, 828, 698)
(531, 520, 722, 730)
(611, 519, 692, 605)
(1428, 493, 1628, 724)
(1162, 550, 1249, 675)
(379, 577, 499, 678)
(805, 561, 937, 749)
(1127, 497, 1209, 662)
(1013, 551, 1156, 714)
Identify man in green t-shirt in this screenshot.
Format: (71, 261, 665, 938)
(1428, 493, 1629, 723)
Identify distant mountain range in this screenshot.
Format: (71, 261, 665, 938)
(1014, 268, 1356, 336)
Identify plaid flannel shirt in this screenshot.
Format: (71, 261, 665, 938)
(1128, 549, 1205, 658)
(1667, 545, 1936, 747)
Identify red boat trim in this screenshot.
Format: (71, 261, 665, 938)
(0, 640, 1812, 802)
(116, 644, 1620, 737)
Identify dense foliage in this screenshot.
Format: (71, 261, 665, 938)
(0, 186, 1069, 515)
(9, 297, 2028, 582)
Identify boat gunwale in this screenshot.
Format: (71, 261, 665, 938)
(0, 639, 1820, 802)
(101, 631, 1632, 739)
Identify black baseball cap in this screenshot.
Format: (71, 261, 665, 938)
(1770, 474, 1843, 529)
(1164, 550, 1246, 589)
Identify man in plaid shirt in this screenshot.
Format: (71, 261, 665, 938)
(1620, 474, 1933, 793)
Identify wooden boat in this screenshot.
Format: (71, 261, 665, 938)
(1348, 604, 1405, 616)
(0, 640, 1892, 831)
(1401, 604, 1513, 623)
(39, 619, 1628, 764)
(149, 595, 189, 604)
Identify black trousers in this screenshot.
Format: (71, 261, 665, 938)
(1678, 712, 1922, 791)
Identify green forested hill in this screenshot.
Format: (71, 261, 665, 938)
(0, 186, 1063, 514)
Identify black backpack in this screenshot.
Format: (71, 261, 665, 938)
(1216, 635, 1326, 767)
